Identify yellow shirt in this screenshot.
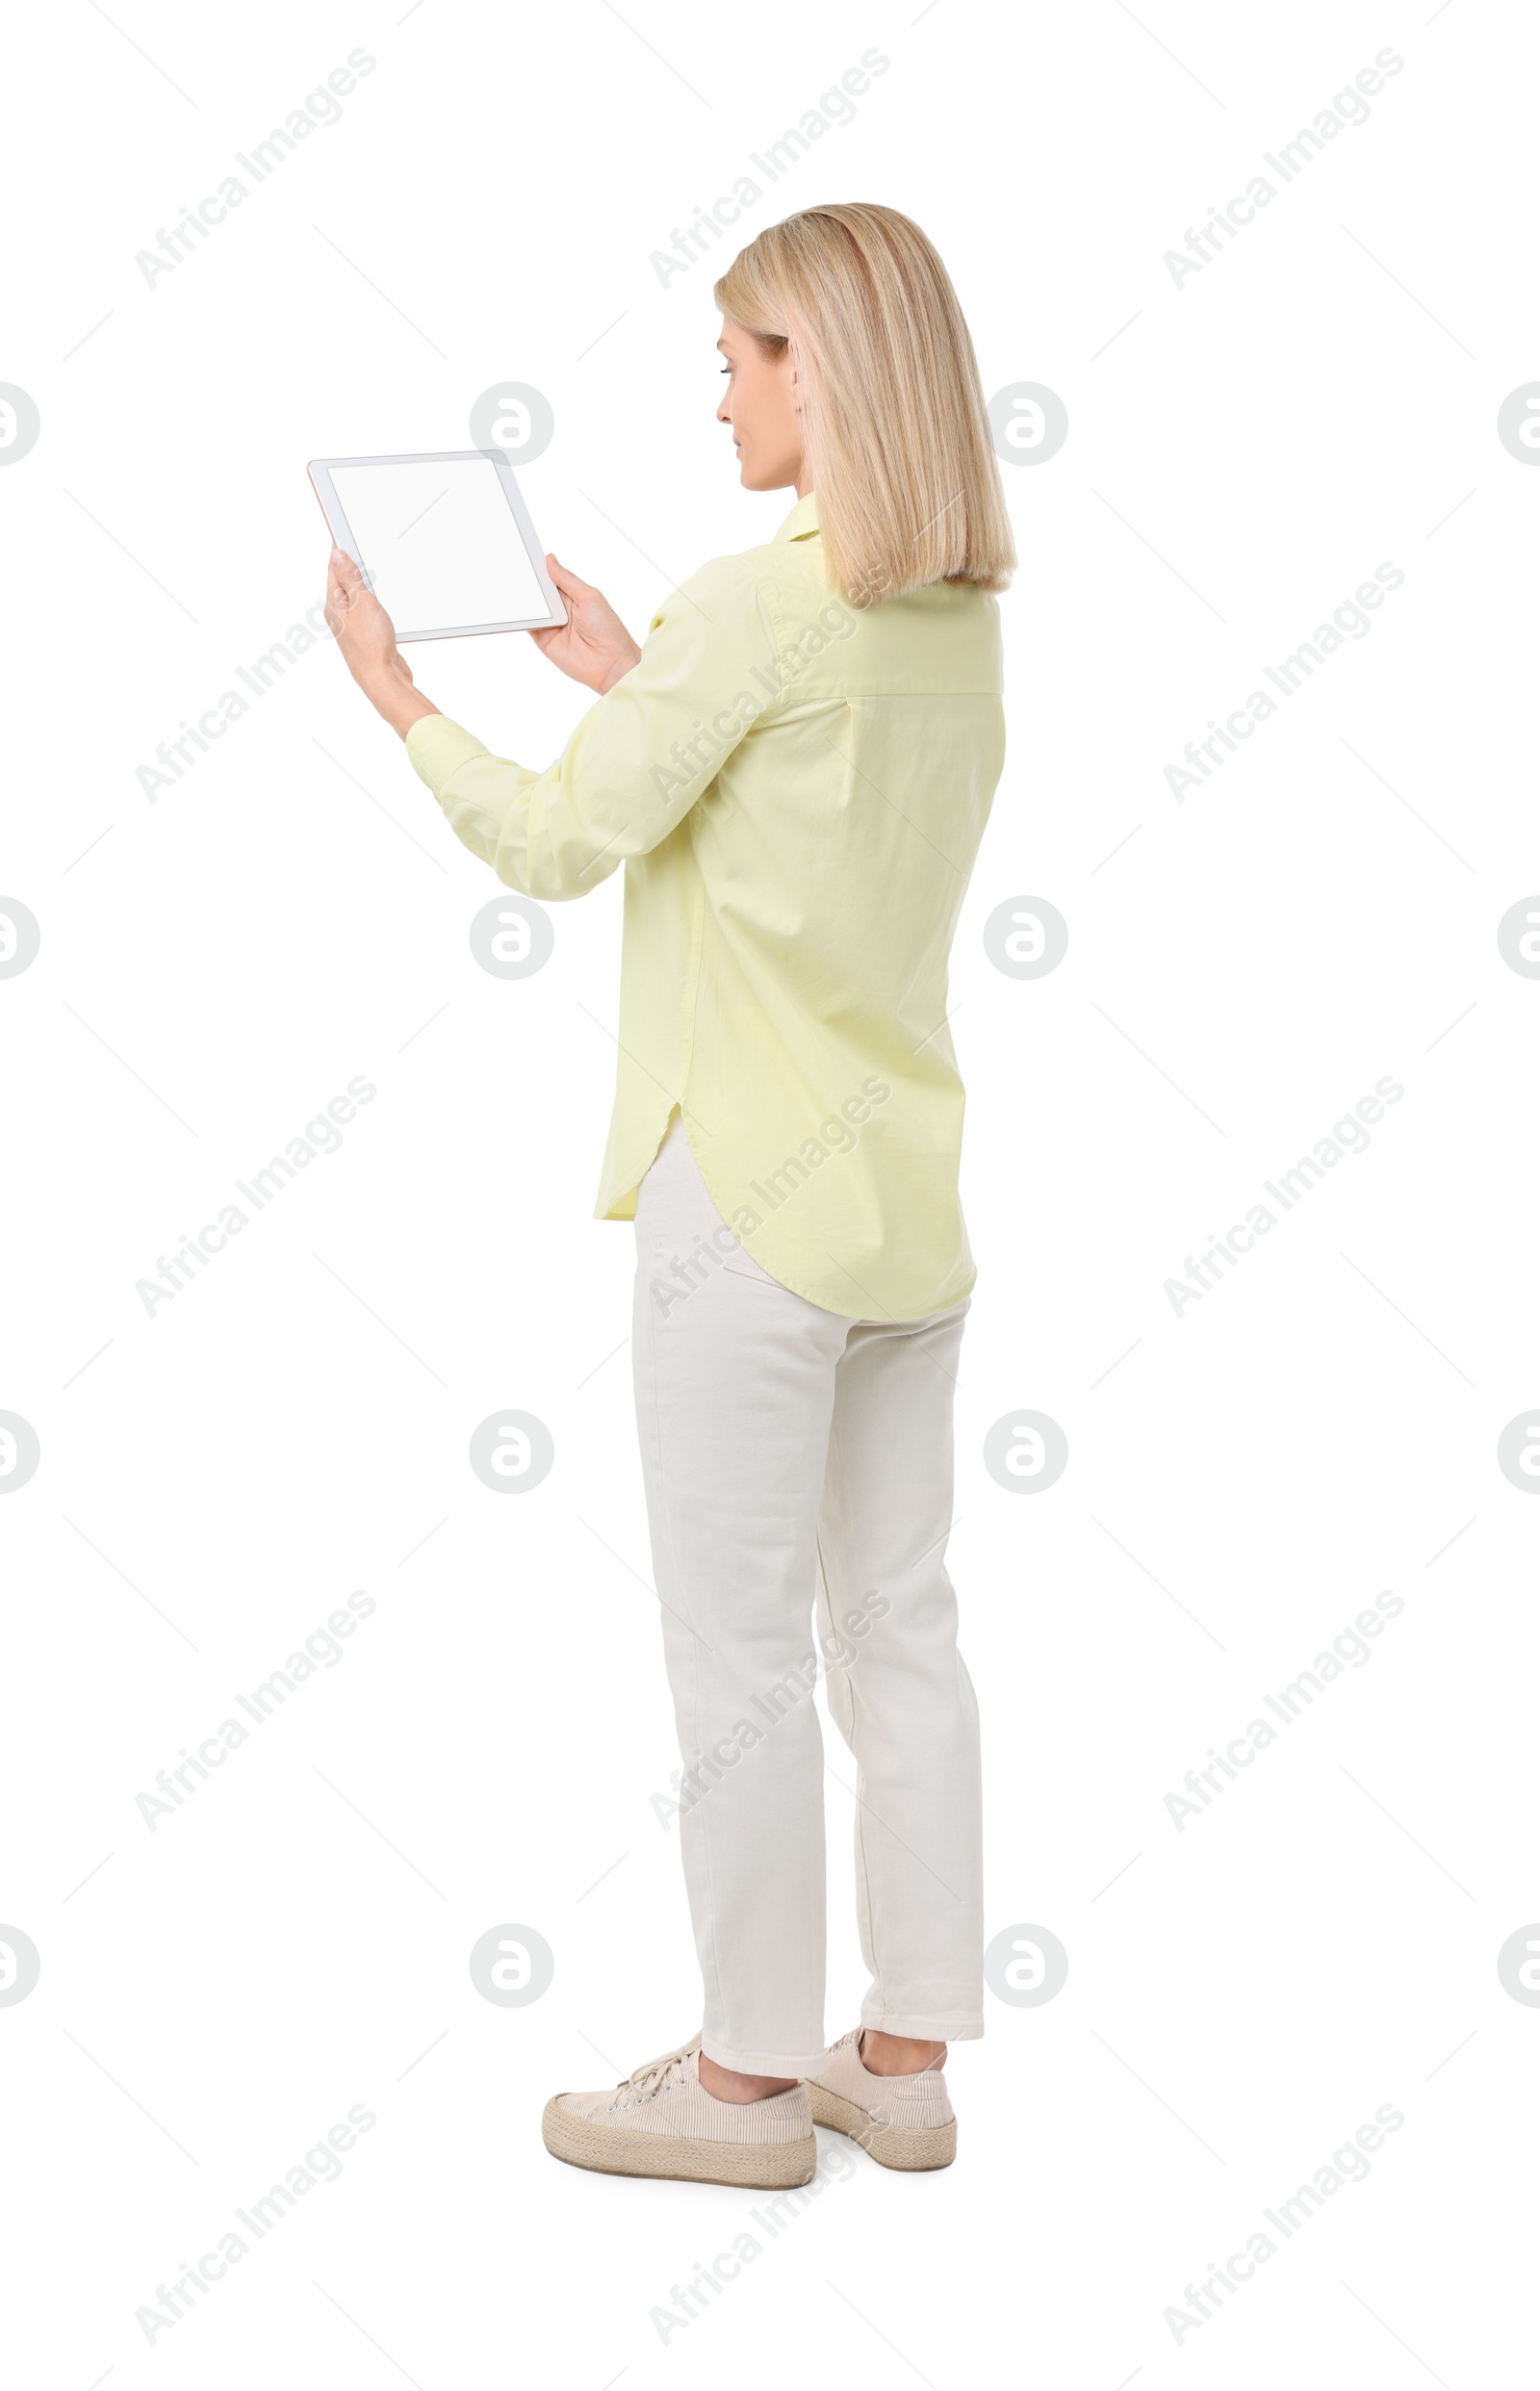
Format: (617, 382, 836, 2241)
(405, 493, 1005, 1320)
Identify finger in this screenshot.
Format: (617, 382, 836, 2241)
(330, 546, 364, 590)
(545, 553, 590, 599)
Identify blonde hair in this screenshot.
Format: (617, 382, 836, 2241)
(713, 203, 1015, 608)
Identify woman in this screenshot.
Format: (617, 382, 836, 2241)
(325, 202, 1013, 2189)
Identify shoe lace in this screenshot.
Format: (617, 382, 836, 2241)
(613, 2035, 701, 2107)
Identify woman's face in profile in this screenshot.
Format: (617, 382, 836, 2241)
(716, 318, 804, 493)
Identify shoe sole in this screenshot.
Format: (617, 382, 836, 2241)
(806, 2081, 957, 2171)
(542, 2097, 818, 2188)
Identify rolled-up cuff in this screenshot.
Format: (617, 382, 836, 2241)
(700, 2036, 831, 2079)
(404, 709, 489, 793)
(859, 2007, 983, 2042)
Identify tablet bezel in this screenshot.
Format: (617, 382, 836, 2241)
(307, 450, 569, 641)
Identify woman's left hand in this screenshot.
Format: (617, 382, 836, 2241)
(324, 546, 438, 736)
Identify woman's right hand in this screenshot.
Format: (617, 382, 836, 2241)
(529, 554, 642, 694)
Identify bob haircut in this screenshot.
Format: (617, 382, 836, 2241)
(713, 202, 1016, 608)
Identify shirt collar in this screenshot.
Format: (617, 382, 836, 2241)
(774, 492, 820, 542)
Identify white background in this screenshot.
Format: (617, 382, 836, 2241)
(4, 1, 1536, 2384)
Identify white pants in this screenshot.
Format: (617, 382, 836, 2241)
(632, 1113, 984, 2077)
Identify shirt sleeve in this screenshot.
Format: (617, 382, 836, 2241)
(403, 553, 783, 901)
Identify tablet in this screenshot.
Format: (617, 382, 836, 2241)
(308, 450, 568, 641)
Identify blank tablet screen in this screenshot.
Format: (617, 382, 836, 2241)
(328, 454, 551, 632)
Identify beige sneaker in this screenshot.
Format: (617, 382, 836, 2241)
(542, 2035, 817, 2189)
(806, 2028, 957, 2171)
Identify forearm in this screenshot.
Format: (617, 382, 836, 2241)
(404, 717, 602, 902)
(356, 656, 441, 739)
